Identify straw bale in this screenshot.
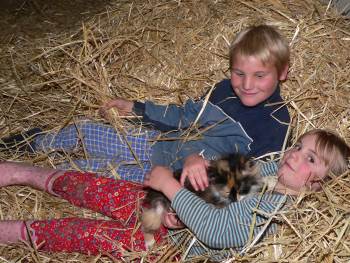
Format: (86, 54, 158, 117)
(0, 0, 349, 262)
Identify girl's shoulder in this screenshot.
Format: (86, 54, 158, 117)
(257, 160, 279, 177)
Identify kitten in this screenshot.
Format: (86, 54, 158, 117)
(141, 154, 275, 248)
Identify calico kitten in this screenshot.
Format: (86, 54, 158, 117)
(141, 154, 274, 248)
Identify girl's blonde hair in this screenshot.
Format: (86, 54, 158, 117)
(298, 129, 350, 176)
(229, 24, 290, 76)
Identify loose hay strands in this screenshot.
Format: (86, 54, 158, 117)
(0, 0, 350, 262)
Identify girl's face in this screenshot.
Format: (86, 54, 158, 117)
(277, 134, 329, 192)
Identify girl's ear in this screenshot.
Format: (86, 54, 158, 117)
(310, 181, 322, 191)
(278, 64, 289, 81)
(309, 175, 326, 191)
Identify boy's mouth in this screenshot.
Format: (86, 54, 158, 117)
(241, 90, 257, 96)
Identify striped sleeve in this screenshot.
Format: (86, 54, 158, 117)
(171, 188, 287, 251)
(258, 160, 279, 177)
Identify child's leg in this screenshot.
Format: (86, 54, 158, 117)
(29, 217, 157, 257)
(0, 168, 167, 256)
(50, 171, 169, 245)
(33, 122, 87, 153)
(57, 158, 153, 183)
(0, 220, 24, 244)
(0, 161, 146, 220)
(0, 128, 42, 153)
(0, 218, 149, 257)
(115, 161, 152, 182)
(51, 170, 146, 224)
(0, 161, 63, 195)
(34, 121, 159, 162)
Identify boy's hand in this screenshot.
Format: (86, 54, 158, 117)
(144, 166, 181, 201)
(99, 98, 134, 119)
(180, 154, 209, 191)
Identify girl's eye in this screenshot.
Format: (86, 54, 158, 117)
(293, 143, 302, 151)
(307, 156, 315, 163)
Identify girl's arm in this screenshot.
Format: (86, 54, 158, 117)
(171, 189, 283, 249)
(145, 163, 283, 249)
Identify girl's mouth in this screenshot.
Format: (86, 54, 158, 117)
(285, 161, 294, 172)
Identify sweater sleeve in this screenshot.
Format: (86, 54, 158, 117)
(171, 187, 286, 250)
(134, 99, 241, 132)
(258, 160, 279, 177)
(132, 100, 199, 131)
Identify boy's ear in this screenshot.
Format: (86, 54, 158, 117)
(278, 64, 289, 81)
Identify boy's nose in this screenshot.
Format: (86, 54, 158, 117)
(242, 76, 253, 90)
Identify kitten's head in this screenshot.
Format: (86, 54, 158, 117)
(209, 154, 262, 202)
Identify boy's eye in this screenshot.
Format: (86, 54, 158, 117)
(255, 73, 266, 78)
(233, 71, 244, 77)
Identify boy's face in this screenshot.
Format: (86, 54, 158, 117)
(230, 55, 288, 106)
(277, 134, 328, 192)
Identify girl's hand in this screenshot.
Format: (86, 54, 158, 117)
(144, 166, 181, 201)
(99, 98, 134, 119)
(180, 153, 210, 191)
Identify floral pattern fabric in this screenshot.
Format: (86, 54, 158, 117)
(29, 171, 167, 257)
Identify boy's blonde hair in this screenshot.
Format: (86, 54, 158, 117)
(229, 24, 290, 76)
(299, 129, 350, 176)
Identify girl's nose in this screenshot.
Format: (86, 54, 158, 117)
(285, 148, 296, 160)
(287, 148, 299, 161)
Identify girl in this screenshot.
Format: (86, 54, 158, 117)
(0, 129, 349, 259)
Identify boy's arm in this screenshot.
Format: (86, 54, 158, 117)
(99, 98, 207, 131)
(180, 153, 209, 191)
(137, 100, 215, 131)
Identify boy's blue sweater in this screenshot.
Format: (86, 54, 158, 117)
(133, 79, 290, 169)
(208, 79, 290, 158)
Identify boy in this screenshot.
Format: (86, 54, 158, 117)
(1, 25, 290, 190)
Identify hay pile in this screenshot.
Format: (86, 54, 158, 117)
(0, 0, 349, 262)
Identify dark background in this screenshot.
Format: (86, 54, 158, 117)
(0, 0, 112, 44)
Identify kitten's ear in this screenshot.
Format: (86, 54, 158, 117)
(227, 153, 245, 169)
(242, 159, 260, 177)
